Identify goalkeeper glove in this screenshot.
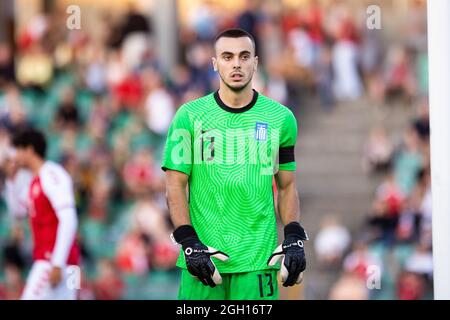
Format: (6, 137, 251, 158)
(267, 221, 308, 287)
(172, 225, 229, 287)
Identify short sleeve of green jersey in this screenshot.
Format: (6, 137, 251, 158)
(278, 109, 297, 171)
(161, 106, 193, 176)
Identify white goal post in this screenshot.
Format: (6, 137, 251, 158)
(427, 0, 450, 300)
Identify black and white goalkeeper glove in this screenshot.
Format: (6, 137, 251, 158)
(267, 222, 308, 287)
(172, 225, 229, 287)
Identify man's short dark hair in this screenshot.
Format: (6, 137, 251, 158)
(12, 127, 47, 158)
(214, 28, 256, 53)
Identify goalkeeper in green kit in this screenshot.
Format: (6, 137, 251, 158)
(161, 29, 308, 300)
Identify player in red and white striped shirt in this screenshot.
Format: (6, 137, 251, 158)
(10, 128, 80, 300)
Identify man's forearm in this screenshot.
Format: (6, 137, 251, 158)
(269, 180, 307, 287)
(277, 183, 301, 225)
(166, 180, 191, 228)
(51, 207, 78, 267)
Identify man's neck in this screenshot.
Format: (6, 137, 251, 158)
(218, 85, 254, 109)
(30, 158, 45, 176)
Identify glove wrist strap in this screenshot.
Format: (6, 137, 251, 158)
(172, 225, 199, 247)
(284, 222, 309, 240)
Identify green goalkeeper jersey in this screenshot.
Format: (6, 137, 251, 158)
(161, 89, 298, 273)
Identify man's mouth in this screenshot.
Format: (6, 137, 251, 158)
(230, 73, 244, 81)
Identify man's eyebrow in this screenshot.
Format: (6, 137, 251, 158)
(220, 50, 252, 56)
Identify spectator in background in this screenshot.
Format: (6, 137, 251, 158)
(412, 99, 430, 143)
(168, 64, 193, 104)
(106, 50, 128, 91)
(383, 46, 416, 104)
(186, 42, 216, 94)
(122, 32, 151, 72)
(362, 126, 394, 175)
(0, 203, 28, 301)
(280, 5, 301, 36)
(142, 68, 175, 136)
(17, 14, 49, 52)
(316, 45, 335, 111)
(404, 238, 433, 280)
(418, 169, 432, 242)
(2, 225, 28, 273)
(55, 87, 80, 131)
(258, 15, 284, 69)
(304, 0, 325, 69)
(16, 43, 53, 92)
(404, 0, 427, 55)
(86, 172, 111, 222)
(314, 215, 351, 268)
(393, 126, 424, 196)
(78, 273, 95, 300)
(368, 171, 405, 245)
(360, 25, 384, 104)
(397, 271, 426, 300)
(116, 230, 149, 276)
(331, 15, 363, 101)
(1, 146, 33, 223)
(0, 84, 29, 132)
(0, 43, 15, 87)
(112, 72, 143, 110)
(360, 27, 382, 83)
(397, 168, 430, 243)
(0, 264, 24, 300)
(117, 3, 152, 48)
(265, 58, 289, 106)
(187, 0, 218, 41)
(416, 52, 428, 97)
(84, 46, 107, 95)
(328, 272, 368, 300)
(343, 241, 382, 280)
(288, 24, 314, 70)
(85, 96, 110, 143)
(122, 148, 156, 197)
(237, 0, 262, 55)
(127, 199, 178, 270)
(94, 259, 125, 300)
(0, 125, 11, 164)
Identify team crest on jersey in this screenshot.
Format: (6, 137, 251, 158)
(255, 122, 268, 141)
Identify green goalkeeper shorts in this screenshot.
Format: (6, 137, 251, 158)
(178, 269, 279, 300)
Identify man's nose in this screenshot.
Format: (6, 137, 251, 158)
(233, 56, 241, 68)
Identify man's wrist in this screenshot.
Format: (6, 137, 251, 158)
(172, 225, 200, 248)
(284, 222, 309, 240)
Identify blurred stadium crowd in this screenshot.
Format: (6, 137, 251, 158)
(316, 96, 431, 300)
(0, 0, 429, 299)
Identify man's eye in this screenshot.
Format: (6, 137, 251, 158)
(223, 56, 231, 61)
(242, 55, 250, 60)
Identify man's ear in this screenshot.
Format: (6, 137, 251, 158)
(254, 56, 259, 72)
(212, 57, 218, 72)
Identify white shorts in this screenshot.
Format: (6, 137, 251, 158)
(21, 260, 79, 300)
